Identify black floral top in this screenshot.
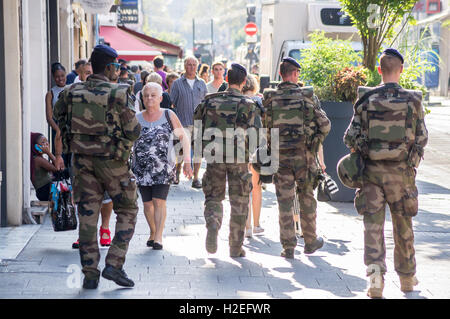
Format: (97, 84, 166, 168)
(132, 110, 176, 186)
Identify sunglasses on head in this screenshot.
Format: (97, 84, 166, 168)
(106, 63, 121, 71)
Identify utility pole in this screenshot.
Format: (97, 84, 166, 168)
(245, 3, 258, 70)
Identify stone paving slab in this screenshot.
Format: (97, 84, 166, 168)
(0, 225, 40, 260)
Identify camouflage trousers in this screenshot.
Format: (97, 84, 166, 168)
(274, 148, 320, 250)
(354, 161, 418, 277)
(72, 155, 138, 280)
(202, 163, 252, 249)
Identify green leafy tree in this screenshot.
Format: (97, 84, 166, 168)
(338, 0, 418, 70)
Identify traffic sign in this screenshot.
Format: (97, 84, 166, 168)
(244, 23, 258, 36)
(246, 35, 257, 44)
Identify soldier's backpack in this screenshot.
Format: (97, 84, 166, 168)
(200, 91, 251, 159)
(356, 84, 422, 162)
(264, 85, 317, 149)
(67, 81, 134, 161)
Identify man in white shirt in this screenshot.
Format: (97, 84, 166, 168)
(206, 62, 225, 94)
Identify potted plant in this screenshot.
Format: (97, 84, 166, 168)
(298, 31, 366, 201)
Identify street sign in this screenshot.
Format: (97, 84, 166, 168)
(244, 22, 258, 36)
(246, 35, 257, 44)
(119, 0, 139, 24)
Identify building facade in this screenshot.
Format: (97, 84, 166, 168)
(0, 0, 183, 227)
(0, 0, 101, 227)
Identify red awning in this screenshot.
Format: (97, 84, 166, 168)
(118, 26, 183, 58)
(99, 26, 162, 61)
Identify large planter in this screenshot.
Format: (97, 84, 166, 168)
(320, 101, 355, 202)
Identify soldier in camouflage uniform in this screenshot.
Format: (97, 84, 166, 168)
(54, 45, 141, 289)
(194, 63, 259, 257)
(343, 49, 428, 298)
(263, 57, 331, 259)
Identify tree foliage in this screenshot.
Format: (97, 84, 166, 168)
(338, 0, 417, 70)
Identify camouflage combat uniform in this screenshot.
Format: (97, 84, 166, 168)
(344, 82, 428, 279)
(54, 74, 141, 280)
(263, 82, 331, 254)
(194, 88, 258, 256)
(119, 77, 135, 91)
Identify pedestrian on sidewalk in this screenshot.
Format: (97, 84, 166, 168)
(66, 59, 87, 85)
(54, 44, 141, 290)
(134, 70, 149, 95)
(342, 48, 428, 298)
(243, 74, 265, 238)
(170, 56, 207, 188)
(135, 73, 172, 111)
(153, 55, 168, 91)
(45, 63, 68, 157)
(30, 132, 69, 201)
(199, 64, 210, 83)
(263, 57, 331, 259)
(74, 62, 92, 83)
(166, 73, 179, 95)
(131, 65, 141, 84)
(145, 73, 172, 110)
(206, 62, 225, 94)
(119, 67, 135, 92)
(194, 63, 259, 258)
(132, 82, 193, 250)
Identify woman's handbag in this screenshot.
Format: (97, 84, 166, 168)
(317, 172, 339, 202)
(49, 173, 77, 232)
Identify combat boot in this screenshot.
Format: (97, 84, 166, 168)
(367, 274, 384, 299)
(82, 277, 99, 289)
(230, 247, 246, 257)
(102, 265, 134, 287)
(400, 275, 419, 293)
(280, 248, 295, 259)
(304, 237, 324, 254)
(205, 227, 218, 254)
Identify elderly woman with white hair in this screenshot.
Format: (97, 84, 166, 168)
(135, 72, 172, 111)
(132, 82, 193, 250)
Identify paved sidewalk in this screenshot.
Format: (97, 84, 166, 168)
(0, 107, 449, 299)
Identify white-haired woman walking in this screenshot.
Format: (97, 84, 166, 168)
(132, 82, 193, 250)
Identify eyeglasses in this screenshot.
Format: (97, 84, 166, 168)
(106, 63, 121, 71)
